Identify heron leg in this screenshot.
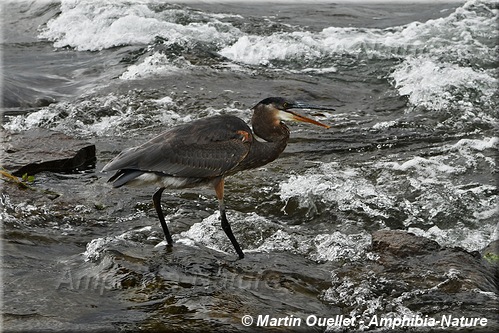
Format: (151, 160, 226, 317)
(153, 187, 173, 246)
(214, 178, 244, 259)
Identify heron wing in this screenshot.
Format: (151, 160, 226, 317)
(102, 115, 252, 178)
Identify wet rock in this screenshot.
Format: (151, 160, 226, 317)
(482, 239, 499, 288)
(323, 230, 499, 329)
(372, 229, 441, 256)
(482, 239, 499, 264)
(371, 230, 496, 292)
(1, 128, 96, 176)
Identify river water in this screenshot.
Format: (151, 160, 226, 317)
(1, 0, 498, 332)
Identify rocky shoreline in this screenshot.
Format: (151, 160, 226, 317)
(2, 129, 498, 332)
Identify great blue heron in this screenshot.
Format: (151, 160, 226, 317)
(102, 97, 333, 259)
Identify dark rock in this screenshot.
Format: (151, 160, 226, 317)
(481, 239, 499, 289)
(371, 230, 496, 292)
(372, 229, 441, 256)
(326, 230, 498, 327)
(1, 128, 96, 176)
(482, 240, 499, 264)
(35, 97, 57, 107)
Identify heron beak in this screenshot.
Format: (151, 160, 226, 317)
(279, 102, 334, 129)
(285, 110, 330, 128)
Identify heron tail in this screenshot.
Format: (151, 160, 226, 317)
(107, 170, 144, 188)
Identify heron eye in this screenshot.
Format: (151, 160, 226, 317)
(282, 102, 288, 109)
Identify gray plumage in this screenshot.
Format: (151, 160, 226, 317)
(103, 115, 253, 188)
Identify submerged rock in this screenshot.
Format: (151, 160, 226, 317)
(1, 128, 96, 176)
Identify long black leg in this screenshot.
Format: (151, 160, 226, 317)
(215, 178, 244, 259)
(152, 187, 173, 246)
(220, 202, 244, 259)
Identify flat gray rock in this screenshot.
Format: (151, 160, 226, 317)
(1, 128, 96, 176)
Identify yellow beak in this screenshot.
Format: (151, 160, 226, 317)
(279, 110, 330, 129)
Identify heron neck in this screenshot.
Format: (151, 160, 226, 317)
(252, 117, 290, 143)
(244, 123, 289, 169)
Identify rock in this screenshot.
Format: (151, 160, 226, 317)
(1, 128, 96, 176)
(482, 239, 499, 287)
(372, 229, 441, 257)
(371, 230, 496, 292)
(325, 230, 498, 326)
(482, 240, 499, 264)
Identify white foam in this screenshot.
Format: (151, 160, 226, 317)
(84, 237, 113, 262)
(450, 137, 499, 152)
(382, 156, 465, 176)
(252, 229, 305, 254)
(177, 210, 375, 262)
(39, 1, 160, 51)
(39, 0, 241, 51)
(279, 163, 394, 219)
(219, 33, 324, 66)
(390, 57, 497, 111)
(38, 0, 497, 79)
(2, 94, 251, 139)
(179, 213, 237, 255)
(3, 92, 188, 137)
(3, 107, 61, 132)
(310, 232, 373, 263)
(408, 224, 498, 252)
(372, 120, 398, 130)
(83, 226, 153, 261)
(220, 0, 496, 65)
(153, 96, 174, 104)
(120, 52, 191, 80)
(279, 136, 497, 251)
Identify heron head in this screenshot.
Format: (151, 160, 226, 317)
(253, 97, 333, 129)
